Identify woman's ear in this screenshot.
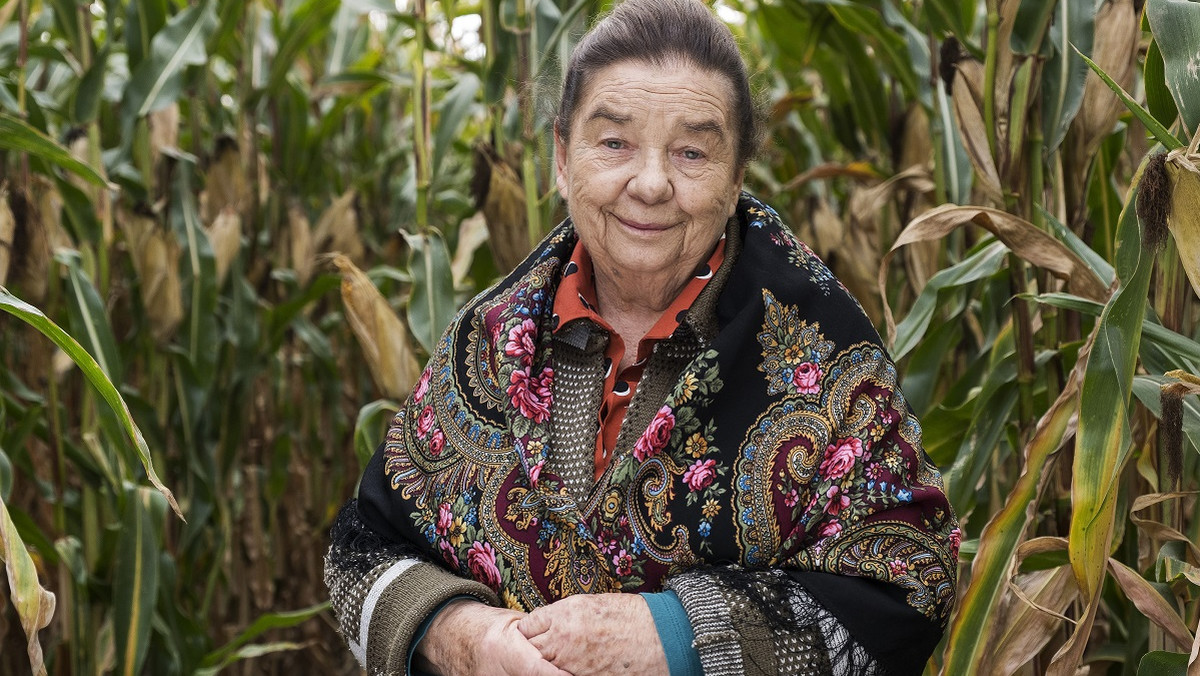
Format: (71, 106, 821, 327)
(554, 119, 570, 201)
(728, 167, 746, 216)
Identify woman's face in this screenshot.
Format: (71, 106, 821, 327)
(555, 59, 744, 290)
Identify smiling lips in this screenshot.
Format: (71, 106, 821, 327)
(615, 215, 675, 232)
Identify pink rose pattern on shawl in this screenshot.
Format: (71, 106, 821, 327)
(683, 459, 717, 491)
(416, 405, 435, 438)
(428, 428, 446, 456)
(820, 437, 864, 481)
(792, 362, 822, 394)
(467, 541, 502, 590)
(633, 406, 675, 462)
(507, 366, 553, 423)
(413, 366, 432, 404)
(504, 318, 538, 365)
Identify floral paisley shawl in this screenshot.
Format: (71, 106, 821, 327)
(357, 193, 959, 626)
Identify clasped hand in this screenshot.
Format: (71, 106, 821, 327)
(416, 594, 669, 676)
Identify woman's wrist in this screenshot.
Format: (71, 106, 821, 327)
(413, 599, 480, 671)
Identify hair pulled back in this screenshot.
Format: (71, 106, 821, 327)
(557, 0, 760, 167)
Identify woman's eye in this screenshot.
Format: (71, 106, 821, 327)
(682, 149, 704, 160)
(603, 139, 624, 150)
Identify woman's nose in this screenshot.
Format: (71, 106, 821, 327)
(626, 150, 673, 204)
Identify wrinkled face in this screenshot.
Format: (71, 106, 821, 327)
(555, 59, 745, 289)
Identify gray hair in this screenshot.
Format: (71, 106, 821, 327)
(556, 0, 762, 168)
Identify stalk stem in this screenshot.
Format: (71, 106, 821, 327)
(413, 0, 431, 229)
(983, 0, 1000, 161)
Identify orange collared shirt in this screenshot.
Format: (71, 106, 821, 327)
(553, 237, 726, 479)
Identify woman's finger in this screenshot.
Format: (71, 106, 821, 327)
(516, 608, 552, 638)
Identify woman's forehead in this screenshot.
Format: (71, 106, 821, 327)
(573, 61, 736, 130)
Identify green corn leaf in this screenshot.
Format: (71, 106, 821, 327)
(1146, 0, 1200, 136)
(113, 486, 167, 676)
(0, 113, 109, 187)
(0, 288, 181, 517)
(262, 0, 340, 98)
(404, 231, 457, 354)
(55, 250, 122, 382)
(121, 0, 218, 129)
(1041, 0, 1095, 153)
(0, 497, 55, 676)
(1144, 40, 1179, 131)
(198, 602, 329, 670)
(354, 399, 401, 472)
(1077, 47, 1184, 150)
(125, 0, 170, 69)
(1137, 651, 1189, 676)
(433, 73, 482, 176)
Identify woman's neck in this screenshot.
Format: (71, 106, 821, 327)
(592, 266, 692, 371)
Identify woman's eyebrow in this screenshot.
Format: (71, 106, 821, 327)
(682, 119, 726, 137)
(586, 106, 632, 124)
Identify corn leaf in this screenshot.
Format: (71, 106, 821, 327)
(1041, 0, 1095, 152)
(1077, 47, 1184, 150)
(0, 497, 55, 676)
(0, 113, 109, 187)
(1146, 0, 1200, 136)
(1137, 651, 1189, 676)
(199, 602, 328, 670)
(404, 231, 457, 354)
(113, 486, 167, 676)
(121, 0, 218, 129)
(0, 288, 181, 517)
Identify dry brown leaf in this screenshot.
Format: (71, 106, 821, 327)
(1075, 0, 1139, 151)
(0, 182, 14, 287)
(149, 103, 180, 167)
(879, 205, 1112, 347)
(473, 146, 530, 272)
(202, 137, 249, 224)
(989, 565, 1080, 676)
(950, 60, 1005, 203)
(206, 207, 242, 286)
(451, 211, 490, 288)
(777, 161, 881, 194)
(15, 177, 58, 304)
(1129, 491, 1200, 564)
(314, 190, 364, 263)
(332, 254, 420, 398)
(1107, 557, 1194, 648)
(1189, 628, 1199, 675)
(1165, 142, 1200, 299)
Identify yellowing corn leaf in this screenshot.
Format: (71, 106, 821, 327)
(205, 207, 242, 286)
(332, 254, 420, 399)
(1165, 143, 1200, 299)
(315, 190, 364, 264)
(1, 497, 56, 676)
(0, 182, 14, 287)
(880, 204, 1111, 346)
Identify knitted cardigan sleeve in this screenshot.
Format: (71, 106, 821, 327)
(324, 500, 499, 675)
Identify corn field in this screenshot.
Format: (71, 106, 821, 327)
(1, 0, 1198, 674)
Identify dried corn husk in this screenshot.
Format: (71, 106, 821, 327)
(332, 254, 420, 398)
(148, 103, 180, 167)
(1165, 139, 1200, 299)
(206, 207, 242, 286)
(283, 204, 316, 287)
(472, 145, 529, 271)
(0, 182, 14, 287)
(202, 137, 249, 224)
(15, 177, 59, 303)
(119, 206, 183, 343)
(314, 190, 365, 264)
(451, 211, 490, 288)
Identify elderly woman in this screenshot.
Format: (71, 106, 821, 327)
(325, 1, 959, 674)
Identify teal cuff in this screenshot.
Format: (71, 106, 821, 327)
(642, 590, 703, 676)
(407, 595, 475, 676)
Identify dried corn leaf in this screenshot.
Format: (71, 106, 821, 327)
(205, 207, 242, 286)
(18, 177, 61, 303)
(988, 565, 1079, 676)
(949, 60, 1005, 203)
(1108, 557, 1194, 648)
(202, 137, 249, 224)
(0, 182, 14, 287)
(315, 190, 364, 264)
(1165, 144, 1200, 299)
(451, 211, 490, 288)
(473, 146, 529, 272)
(332, 254, 420, 398)
(880, 204, 1111, 346)
(1075, 0, 1139, 148)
